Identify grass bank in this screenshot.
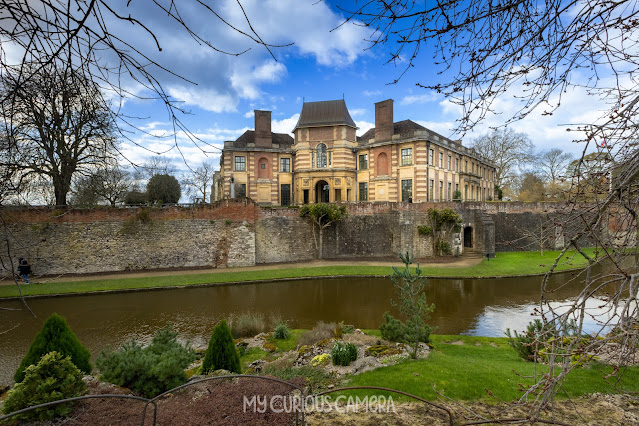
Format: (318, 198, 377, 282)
(0, 249, 596, 298)
(338, 334, 639, 402)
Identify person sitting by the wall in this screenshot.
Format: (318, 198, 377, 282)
(17, 258, 32, 284)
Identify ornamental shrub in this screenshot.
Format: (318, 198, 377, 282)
(331, 341, 358, 366)
(3, 351, 86, 421)
(505, 319, 550, 362)
(14, 313, 92, 383)
(202, 320, 241, 374)
(146, 174, 181, 204)
(96, 326, 195, 398)
(273, 323, 291, 340)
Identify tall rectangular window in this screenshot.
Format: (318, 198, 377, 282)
(401, 148, 412, 166)
(359, 154, 368, 170)
(234, 156, 246, 171)
(455, 158, 459, 171)
(280, 184, 291, 206)
(465, 184, 468, 200)
(429, 179, 434, 201)
(359, 182, 368, 201)
(280, 158, 290, 172)
(448, 182, 452, 201)
(439, 181, 443, 201)
(311, 152, 315, 168)
(448, 155, 451, 170)
(428, 149, 434, 165)
(465, 160, 468, 172)
(328, 151, 332, 167)
(401, 179, 412, 201)
(439, 152, 443, 168)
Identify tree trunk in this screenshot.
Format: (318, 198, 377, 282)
(319, 228, 323, 259)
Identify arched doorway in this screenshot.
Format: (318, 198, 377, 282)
(315, 180, 329, 203)
(464, 226, 473, 249)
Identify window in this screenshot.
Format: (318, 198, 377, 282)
(359, 182, 368, 201)
(316, 143, 327, 168)
(328, 151, 332, 167)
(280, 158, 290, 172)
(260, 163, 265, 169)
(455, 158, 459, 171)
(465, 160, 468, 172)
(439, 152, 443, 168)
(401, 148, 412, 166)
(448, 155, 451, 170)
(439, 181, 443, 201)
(401, 179, 412, 202)
(235, 183, 246, 198)
(429, 179, 434, 201)
(428, 149, 434, 165)
(312, 152, 315, 168)
(234, 156, 246, 171)
(464, 184, 468, 200)
(448, 182, 452, 201)
(281, 184, 291, 206)
(359, 154, 368, 170)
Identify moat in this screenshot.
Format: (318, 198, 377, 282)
(0, 272, 614, 386)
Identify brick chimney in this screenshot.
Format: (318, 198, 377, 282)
(254, 110, 272, 147)
(374, 99, 394, 141)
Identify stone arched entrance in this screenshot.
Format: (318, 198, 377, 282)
(464, 226, 473, 249)
(315, 180, 329, 203)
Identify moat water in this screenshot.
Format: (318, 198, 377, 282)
(0, 272, 617, 386)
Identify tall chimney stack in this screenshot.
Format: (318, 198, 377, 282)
(254, 110, 272, 147)
(374, 99, 394, 141)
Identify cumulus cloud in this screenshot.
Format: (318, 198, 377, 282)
(356, 120, 374, 136)
(400, 92, 442, 105)
(272, 114, 300, 134)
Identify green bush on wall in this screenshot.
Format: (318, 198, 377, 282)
(202, 319, 241, 374)
(14, 313, 92, 383)
(3, 351, 87, 421)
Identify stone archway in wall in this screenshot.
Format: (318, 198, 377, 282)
(464, 226, 473, 249)
(315, 180, 329, 203)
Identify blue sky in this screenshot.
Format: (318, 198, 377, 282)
(55, 1, 609, 173)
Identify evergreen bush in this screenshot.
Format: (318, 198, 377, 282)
(273, 323, 290, 340)
(3, 351, 86, 421)
(331, 341, 358, 366)
(506, 319, 553, 362)
(96, 326, 195, 398)
(202, 320, 241, 374)
(14, 313, 92, 383)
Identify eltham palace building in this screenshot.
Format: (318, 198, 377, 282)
(212, 99, 495, 205)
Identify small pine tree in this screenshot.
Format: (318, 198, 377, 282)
(14, 313, 91, 383)
(202, 320, 241, 374)
(3, 351, 86, 421)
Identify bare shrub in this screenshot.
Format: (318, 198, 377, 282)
(298, 322, 338, 346)
(227, 312, 267, 338)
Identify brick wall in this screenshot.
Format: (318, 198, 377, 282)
(1, 201, 581, 276)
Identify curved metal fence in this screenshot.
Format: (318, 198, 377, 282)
(0, 375, 452, 425)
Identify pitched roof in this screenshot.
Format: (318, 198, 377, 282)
(294, 100, 357, 130)
(232, 130, 293, 148)
(358, 119, 426, 143)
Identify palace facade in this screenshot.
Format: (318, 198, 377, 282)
(213, 99, 495, 205)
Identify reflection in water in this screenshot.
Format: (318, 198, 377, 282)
(0, 272, 617, 386)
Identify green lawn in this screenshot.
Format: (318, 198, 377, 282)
(0, 249, 596, 298)
(339, 334, 639, 402)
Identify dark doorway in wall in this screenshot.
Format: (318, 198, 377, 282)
(464, 226, 473, 248)
(316, 180, 329, 203)
(334, 189, 341, 202)
(303, 190, 309, 204)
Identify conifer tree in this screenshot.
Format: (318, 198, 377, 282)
(202, 320, 241, 374)
(14, 313, 91, 383)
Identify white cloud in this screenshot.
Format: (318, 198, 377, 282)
(167, 86, 238, 113)
(244, 110, 255, 118)
(356, 120, 374, 136)
(231, 60, 288, 100)
(272, 114, 299, 134)
(349, 108, 367, 117)
(363, 90, 382, 97)
(400, 92, 441, 105)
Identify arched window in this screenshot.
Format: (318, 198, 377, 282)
(316, 143, 327, 168)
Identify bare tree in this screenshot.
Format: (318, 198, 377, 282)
(539, 148, 573, 200)
(340, 0, 639, 419)
(183, 161, 216, 203)
(469, 129, 535, 195)
(1, 59, 117, 206)
(71, 164, 132, 207)
(517, 172, 545, 202)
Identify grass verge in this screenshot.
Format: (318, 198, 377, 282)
(0, 249, 596, 298)
(338, 334, 639, 402)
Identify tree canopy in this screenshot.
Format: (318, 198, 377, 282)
(147, 174, 181, 204)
